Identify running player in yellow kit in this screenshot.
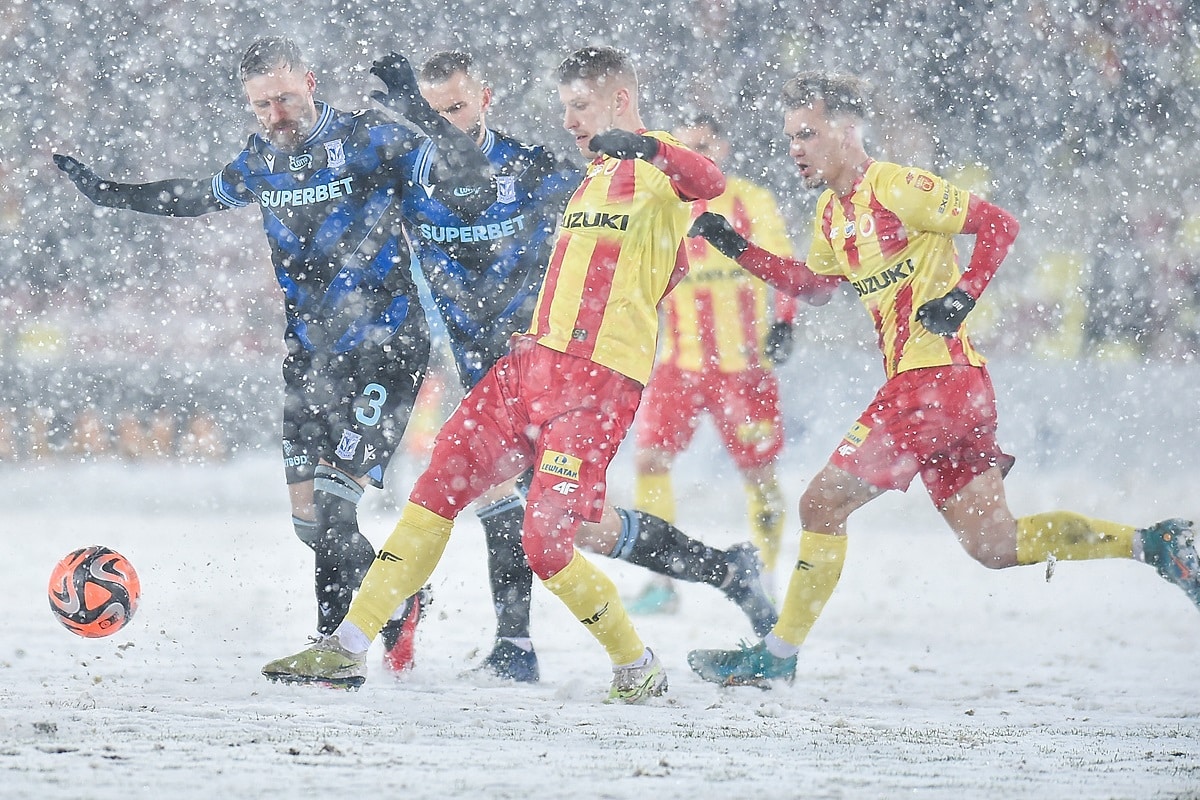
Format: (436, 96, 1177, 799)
(687, 71, 1199, 687)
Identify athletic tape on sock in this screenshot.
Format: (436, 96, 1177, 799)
(314, 465, 365, 505)
(611, 507, 640, 560)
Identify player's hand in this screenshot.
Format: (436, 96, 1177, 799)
(53, 153, 111, 204)
(915, 287, 976, 336)
(687, 211, 748, 260)
(764, 321, 795, 366)
(370, 52, 424, 112)
(588, 129, 660, 161)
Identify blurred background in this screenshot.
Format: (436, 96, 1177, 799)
(2, 0, 1198, 475)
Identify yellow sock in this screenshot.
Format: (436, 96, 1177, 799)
(746, 477, 785, 571)
(542, 550, 645, 665)
(1015, 511, 1135, 565)
(774, 530, 847, 647)
(634, 472, 675, 524)
(344, 501, 452, 640)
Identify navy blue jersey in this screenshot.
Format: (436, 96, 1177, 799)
(403, 128, 581, 387)
(214, 102, 437, 356)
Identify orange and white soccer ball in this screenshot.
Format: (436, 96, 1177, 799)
(47, 546, 141, 638)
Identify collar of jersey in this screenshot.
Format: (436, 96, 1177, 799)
(480, 127, 496, 158)
(299, 101, 336, 149)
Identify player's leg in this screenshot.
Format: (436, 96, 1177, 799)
(627, 447, 680, 614)
(472, 475, 540, 682)
(689, 373, 917, 687)
(716, 368, 788, 579)
(521, 352, 665, 701)
(263, 355, 531, 687)
(688, 463, 875, 687)
(941, 459, 1199, 608)
(280, 350, 344, 632)
(627, 363, 699, 613)
(575, 507, 777, 637)
(310, 338, 429, 637)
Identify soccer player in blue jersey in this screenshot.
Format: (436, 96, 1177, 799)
(54, 38, 492, 655)
(365, 50, 779, 683)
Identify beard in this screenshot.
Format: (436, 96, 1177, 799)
(265, 123, 305, 152)
(263, 111, 316, 153)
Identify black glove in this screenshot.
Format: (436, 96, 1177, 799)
(54, 153, 111, 204)
(915, 287, 976, 336)
(370, 52, 438, 126)
(764, 322, 795, 365)
(687, 211, 748, 260)
(588, 129, 660, 160)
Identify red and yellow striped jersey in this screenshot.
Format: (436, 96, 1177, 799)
(524, 131, 698, 385)
(661, 175, 794, 373)
(806, 160, 986, 378)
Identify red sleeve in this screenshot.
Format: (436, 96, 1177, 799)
(736, 243, 842, 305)
(957, 196, 1019, 299)
(774, 290, 798, 324)
(649, 140, 725, 201)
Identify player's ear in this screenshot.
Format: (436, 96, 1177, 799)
(305, 71, 317, 94)
(481, 86, 493, 114)
(613, 86, 631, 116)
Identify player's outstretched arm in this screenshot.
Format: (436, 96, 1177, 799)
(54, 154, 222, 217)
(588, 130, 725, 201)
(369, 52, 491, 194)
(689, 212, 840, 304)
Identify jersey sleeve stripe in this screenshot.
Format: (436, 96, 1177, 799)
(212, 174, 250, 208)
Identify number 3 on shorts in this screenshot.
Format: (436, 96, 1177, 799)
(355, 383, 387, 427)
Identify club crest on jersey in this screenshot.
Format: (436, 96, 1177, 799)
(539, 450, 581, 482)
(496, 176, 517, 204)
(335, 429, 363, 460)
(324, 139, 346, 169)
(289, 153, 313, 171)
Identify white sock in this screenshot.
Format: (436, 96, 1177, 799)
(764, 633, 799, 659)
(614, 647, 652, 671)
(333, 621, 371, 654)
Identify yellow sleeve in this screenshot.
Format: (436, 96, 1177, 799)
(875, 164, 969, 235)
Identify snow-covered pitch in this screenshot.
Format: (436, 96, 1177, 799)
(3, 359, 1199, 798)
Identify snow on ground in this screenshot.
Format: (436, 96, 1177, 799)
(3, 448, 1199, 800)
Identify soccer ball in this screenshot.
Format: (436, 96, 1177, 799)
(47, 546, 141, 638)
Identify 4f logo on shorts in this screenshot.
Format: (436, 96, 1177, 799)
(838, 422, 869, 457)
(335, 429, 362, 460)
(551, 481, 577, 496)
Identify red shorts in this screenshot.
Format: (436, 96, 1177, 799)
(829, 365, 1015, 508)
(410, 338, 642, 524)
(636, 362, 783, 470)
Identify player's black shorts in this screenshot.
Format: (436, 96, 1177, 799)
(281, 330, 430, 488)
